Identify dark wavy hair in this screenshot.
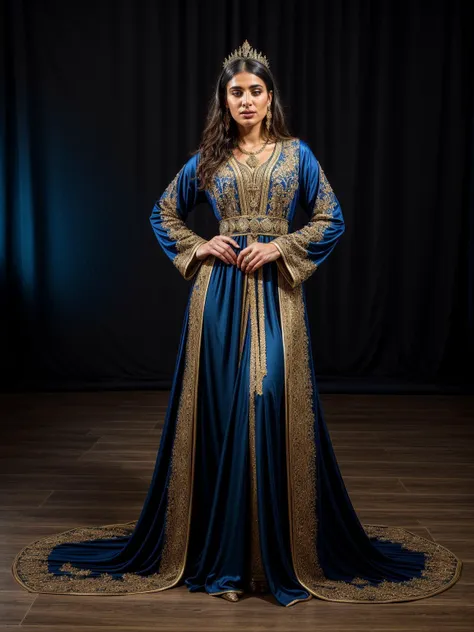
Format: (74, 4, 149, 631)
(193, 58, 294, 191)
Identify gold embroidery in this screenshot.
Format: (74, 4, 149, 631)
(249, 269, 267, 396)
(273, 166, 338, 288)
(12, 259, 215, 595)
(278, 270, 462, 602)
(158, 258, 214, 584)
(309, 525, 462, 603)
(60, 563, 93, 577)
(278, 272, 323, 589)
(220, 216, 289, 237)
(208, 161, 239, 219)
(208, 139, 299, 223)
(230, 142, 282, 218)
(266, 139, 299, 218)
(158, 168, 207, 280)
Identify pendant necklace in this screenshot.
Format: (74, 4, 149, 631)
(235, 138, 270, 169)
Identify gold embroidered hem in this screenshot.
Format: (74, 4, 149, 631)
(12, 521, 461, 601)
(307, 525, 462, 603)
(11, 522, 167, 595)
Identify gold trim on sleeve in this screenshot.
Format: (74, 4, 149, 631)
(273, 166, 338, 288)
(159, 169, 207, 280)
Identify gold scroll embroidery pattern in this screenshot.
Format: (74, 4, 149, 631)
(12, 259, 215, 595)
(158, 169, 207, 280)
(229, 142, 282, 219)
(310, 525, 462, 603)
(273, 165, 338, 288)
(266, 139, 299, 218)
(209, 139, 299, 224)
(208, 161, 239, 220)
(278, 272, 323, 591)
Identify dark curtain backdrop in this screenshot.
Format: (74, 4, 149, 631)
(1, 0, 473, 392)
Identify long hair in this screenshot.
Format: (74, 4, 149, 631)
(193, 58, 294, 191)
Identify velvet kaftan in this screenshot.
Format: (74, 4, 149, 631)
(12, 138, 461, 606)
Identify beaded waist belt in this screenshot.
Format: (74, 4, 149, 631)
(219, 215, 289, 237)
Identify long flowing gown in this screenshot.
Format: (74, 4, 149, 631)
(12, 138, 461, 606)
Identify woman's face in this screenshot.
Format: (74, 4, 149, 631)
(225, 71, 272, 132)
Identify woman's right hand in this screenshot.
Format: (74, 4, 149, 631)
(196, 235, 240, 265)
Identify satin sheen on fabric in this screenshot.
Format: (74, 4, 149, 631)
(12, 139, 461, 606)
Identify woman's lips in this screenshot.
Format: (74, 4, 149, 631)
(241, 112, 255, 118)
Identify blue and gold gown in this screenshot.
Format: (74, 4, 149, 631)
(12, 138, 461, 606)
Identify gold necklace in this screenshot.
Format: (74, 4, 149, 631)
(235, 138, 270, 168)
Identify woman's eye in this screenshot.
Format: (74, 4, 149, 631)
(231, 91, 262, 97)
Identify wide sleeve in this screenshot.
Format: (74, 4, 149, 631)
(272, 141, 345, 288)
(149, 153, 208, 280)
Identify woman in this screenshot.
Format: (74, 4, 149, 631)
(13, 40, 461, 607)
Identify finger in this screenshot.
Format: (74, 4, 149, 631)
(213, 239, 238, 261)
(213, 250, 233, 265)
(239, 253, 250, 271)
(246, 256, 264, 274)
(219, 235, 241, 250)
(241, 254, 256, 273)
(237, 246, 253, 267)
(221, 243, 238, 263)
(211, 245, 235, 265)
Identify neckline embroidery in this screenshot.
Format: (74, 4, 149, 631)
(229, 141, 283, 216)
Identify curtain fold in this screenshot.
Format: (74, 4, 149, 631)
(1, 0, 473, 391)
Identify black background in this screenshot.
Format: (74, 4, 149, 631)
(2, 0, 473, 392)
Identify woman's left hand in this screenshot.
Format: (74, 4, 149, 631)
(237, 242, 281, 274)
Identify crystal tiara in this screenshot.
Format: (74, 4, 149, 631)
(222, 39, 270, 70)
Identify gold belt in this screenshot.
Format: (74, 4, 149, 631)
(220, 215, 289, 237)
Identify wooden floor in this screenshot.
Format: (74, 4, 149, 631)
(0, 391, 473, 631)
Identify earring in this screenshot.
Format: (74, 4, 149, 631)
(265, 104, 272, 132)
(224, 108, 230, 133)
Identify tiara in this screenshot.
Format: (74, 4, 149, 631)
(222, 39, 270, 70)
